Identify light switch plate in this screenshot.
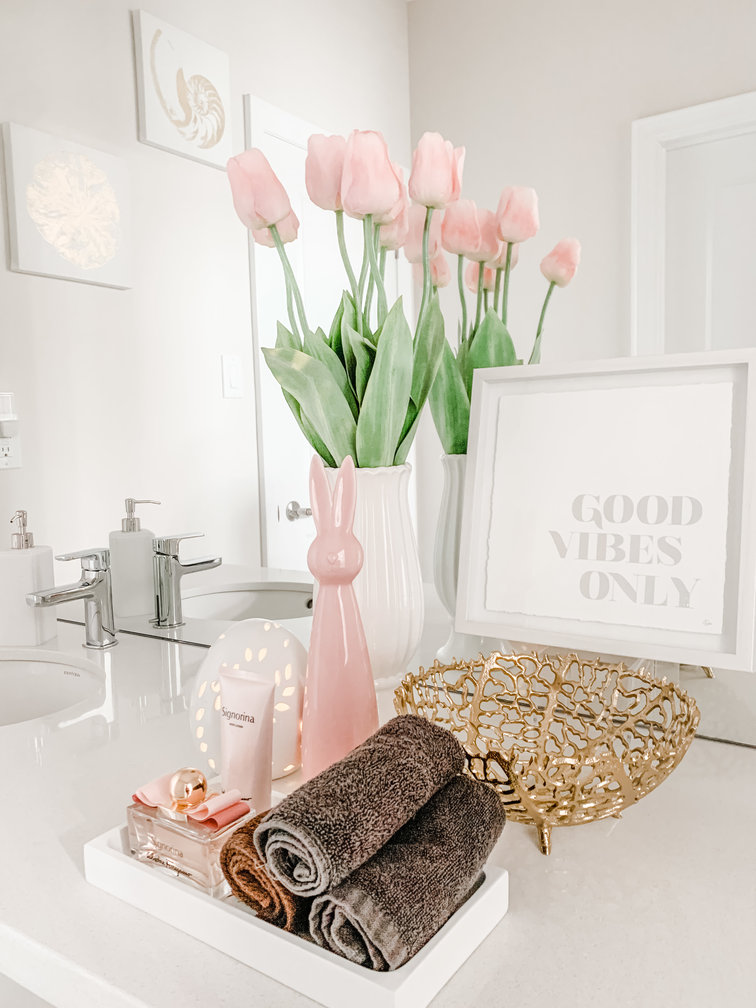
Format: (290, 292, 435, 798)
(221, 355, 244, 399)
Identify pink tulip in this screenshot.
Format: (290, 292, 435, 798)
(408, 131, 465, 209)
(341, 130, 402, 221)
(465, 260, 496, 293)
(252, 209, 300, 247)
(376, 163, 408, 229)
(227, 149, 292, 230)
(305, 134, 346, 212)
(496, 186, 539, 244)
(403, 203, 441, 263)
(430, 252, 451, 288)
(540, 238, 581, 287)
(379, 201, 409, 250)
(487, 240, 520, 271)
(441, 202, 498, 262)
(441, 199, 480, 257)
(413, 253, 450, 290)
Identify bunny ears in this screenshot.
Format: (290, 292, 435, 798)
(309, 454, 357, 533)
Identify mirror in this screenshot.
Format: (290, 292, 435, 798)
(0, 3, 753, 748)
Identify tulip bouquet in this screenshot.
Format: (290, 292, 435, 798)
(227, 131, 459, 469)
(226, 130, 579, 466)
(425, 189, 581, 455)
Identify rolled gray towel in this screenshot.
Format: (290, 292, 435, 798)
(254, 715, 465, 896)
(309, 774, 505, 971)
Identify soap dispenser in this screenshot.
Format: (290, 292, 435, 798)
(109, 498, 161, 618)
(0, 510, 56, 645)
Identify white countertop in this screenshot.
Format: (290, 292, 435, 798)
(1, 578, 755, 1008)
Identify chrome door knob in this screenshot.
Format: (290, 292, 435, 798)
(285, 500, 312, 522)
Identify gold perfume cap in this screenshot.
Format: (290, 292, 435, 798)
(168, 767, 207, 814)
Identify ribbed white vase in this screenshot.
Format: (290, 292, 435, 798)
(433, 453, 498, 663)
(326, 464, 423, 689)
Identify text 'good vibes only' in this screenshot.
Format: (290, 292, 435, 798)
(549, 494, 702, 609)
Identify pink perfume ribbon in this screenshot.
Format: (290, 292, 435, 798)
(133, 774, 250, 829)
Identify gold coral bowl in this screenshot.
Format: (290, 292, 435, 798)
(394, 651, 700, 855)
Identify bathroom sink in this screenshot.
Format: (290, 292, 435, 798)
(181, 582, 313, 622)
(0, 648, 105, 727)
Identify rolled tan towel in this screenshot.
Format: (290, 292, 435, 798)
(254, 715, 466, 896)
(309, 774, 505, 970)
(220, 810, 311, 932)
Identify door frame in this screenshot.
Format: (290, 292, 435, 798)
(630, 90, 756, 356)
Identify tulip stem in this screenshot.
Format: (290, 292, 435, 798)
(364, 215, 387, 323)
(474, 262, 484, 332)
(501, 242, 513, 327)
(457, 254, 468, 345)
(379, 246, 387, 282)
(271, 225, 311, 339)
(419, 207, 433, 325)
(336, 210, 359, 305)
(494, 268, 502, 314)
(528, 281, 555, 365)
(284, 281, 299, 345)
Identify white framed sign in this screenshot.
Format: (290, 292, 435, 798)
(456, 351, 756, 671)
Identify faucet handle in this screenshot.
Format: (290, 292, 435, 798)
(153, 533, 204, 556)
(55, 548, 111, 572)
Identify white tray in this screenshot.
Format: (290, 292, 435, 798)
(84, 825, 509, 1008)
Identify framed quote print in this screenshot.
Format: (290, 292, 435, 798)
(456, 350, 756, 670)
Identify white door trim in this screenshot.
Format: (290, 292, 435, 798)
(630, 91, 756, 356)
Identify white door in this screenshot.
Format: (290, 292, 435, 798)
(665, 131, 756, 353)
(631, 90, 756, 356)
(244, 97, 411, 570)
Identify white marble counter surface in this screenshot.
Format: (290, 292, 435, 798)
(1, 588, 755, 1008)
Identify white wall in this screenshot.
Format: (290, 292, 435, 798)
(0, 0, 411, 575)
(408, 0, 756, 574)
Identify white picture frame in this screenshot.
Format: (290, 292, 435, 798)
(456, 351, 756, 671)
(132, 10, 232, 170)
(2, 122, 131, 289)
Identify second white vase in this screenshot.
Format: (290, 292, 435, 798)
(433, 453, 499, 663)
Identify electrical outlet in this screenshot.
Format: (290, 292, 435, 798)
(0, 436, 21, 469)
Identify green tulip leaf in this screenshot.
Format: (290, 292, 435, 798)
(468, 307, 518, 372)
(304, 329, 359, 421)
(429, 338, 470, 455)
(356, 300, 413, 467)
(262, 346, 357, 465)
(457, 339, 474, 399)
(328, 297, 345, 356)
(393, 295, 446, 462)
(339, 292, 361, 391)
(276, 320, 300, 352)
(341, 322, 375, 404)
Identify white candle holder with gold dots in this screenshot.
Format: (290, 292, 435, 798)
(188, 618, 307, 780)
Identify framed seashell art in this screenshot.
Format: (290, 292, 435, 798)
(132, 10, 232, 170)
(2, 122, 131, 288)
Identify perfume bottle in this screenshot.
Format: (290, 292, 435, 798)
(127, 767, 252, 897)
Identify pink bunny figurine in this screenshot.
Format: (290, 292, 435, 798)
(301, 454, 379, 780)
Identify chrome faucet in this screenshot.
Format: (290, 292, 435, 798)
(27, 548, 117, 649)
(152, 534, 222, 628)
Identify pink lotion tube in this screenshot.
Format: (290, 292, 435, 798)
(219, 668, 274, 813)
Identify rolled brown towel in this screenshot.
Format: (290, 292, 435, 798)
(220, 810, 311, 932)
(254, 715, 465, 896)
(309, 774, 505, 970)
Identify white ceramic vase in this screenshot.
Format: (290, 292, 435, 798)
(326, 463, 423, 689)
(433, 453, 499, 663)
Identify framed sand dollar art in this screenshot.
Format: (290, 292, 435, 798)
(2, 122, 131, 288)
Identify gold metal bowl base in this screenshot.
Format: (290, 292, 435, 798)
(394, 651, 700, 854)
